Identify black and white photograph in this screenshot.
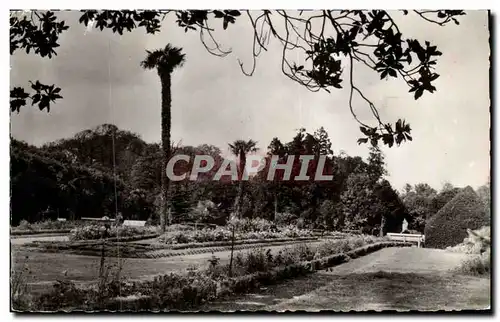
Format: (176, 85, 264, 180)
(9, 8, 491, 312)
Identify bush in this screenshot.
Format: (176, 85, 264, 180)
(16, 220, 31, 231)
(274, 212, 298, 226)
(133, 271, 218, 310)
(447, 226, 490, 254)
(35, 280, 90, 311)
(425, 187, 490, 249)
(457, 250, 490, 276)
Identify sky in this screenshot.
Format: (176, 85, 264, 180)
(9, 10, 490, 191)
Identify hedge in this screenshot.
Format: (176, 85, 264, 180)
(425, 186, 490, 249)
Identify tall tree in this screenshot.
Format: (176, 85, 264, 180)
(267, 137, 286, 219)
(228, 139, 258, 219)
(366, 146, 388, 234)
(367, 145, 387, 184)
(140, 44, 186, 232)
(476, 178, 491, 217)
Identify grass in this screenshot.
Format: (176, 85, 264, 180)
(270, 271, 490, 311)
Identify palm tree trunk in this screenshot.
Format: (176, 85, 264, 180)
(234, 152, 246, 219)
(160, 72, 172, 232)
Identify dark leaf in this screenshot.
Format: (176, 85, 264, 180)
(357, 138, 368, 145)
(414, 88, 424, 100)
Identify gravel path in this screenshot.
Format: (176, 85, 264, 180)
(325, 247, 469, 274)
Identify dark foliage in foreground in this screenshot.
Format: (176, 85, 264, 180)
(10, 10, 466, 147)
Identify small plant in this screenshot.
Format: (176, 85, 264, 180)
(208, 254, 220, 268)
(16, 220, 32, 230)
(457, 250, 490, 276)
(11, 256, 32, 311)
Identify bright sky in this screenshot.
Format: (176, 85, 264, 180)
(10, 10, 490, 191)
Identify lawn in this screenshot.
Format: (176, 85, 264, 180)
(270, 271, 490, 311)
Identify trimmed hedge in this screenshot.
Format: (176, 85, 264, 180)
(425, 187, 490, 249)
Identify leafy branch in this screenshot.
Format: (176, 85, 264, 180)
(10, 9, 466, 147)
(10, 81, 62, 113)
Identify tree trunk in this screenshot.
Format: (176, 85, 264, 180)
(233, 152, 246, 219)
(379, 215, 386, 237)
(274, 192, 278, 221)
(160, 73, 172, 233)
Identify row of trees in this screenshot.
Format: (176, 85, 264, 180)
(11, 123, 490, 234)
(5, 124, 390, 233)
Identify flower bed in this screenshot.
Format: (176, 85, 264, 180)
(26, 236, 319, 258)
(158, 225, 312, 244)
(68, 225, 160, 241)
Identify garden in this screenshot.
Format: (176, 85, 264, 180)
(12, 232, 410, 311)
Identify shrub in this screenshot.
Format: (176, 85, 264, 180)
(35, 280, 90, 311)
(139, 271, 218, 310)
(457, 250, 490, 276)
(447, 226, 490, 254)
(274, 212, 298, 226)
(16, 220, 32, 230)
(425, 187, 490, 249)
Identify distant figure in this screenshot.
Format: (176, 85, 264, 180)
(401, 218, 409, 233)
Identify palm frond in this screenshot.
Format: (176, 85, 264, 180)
(140, 44, 186, 73)
(228, 139, 259, 156)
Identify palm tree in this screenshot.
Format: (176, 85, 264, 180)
(228, 140, 258, 219)
(141, 44, 186, 232)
